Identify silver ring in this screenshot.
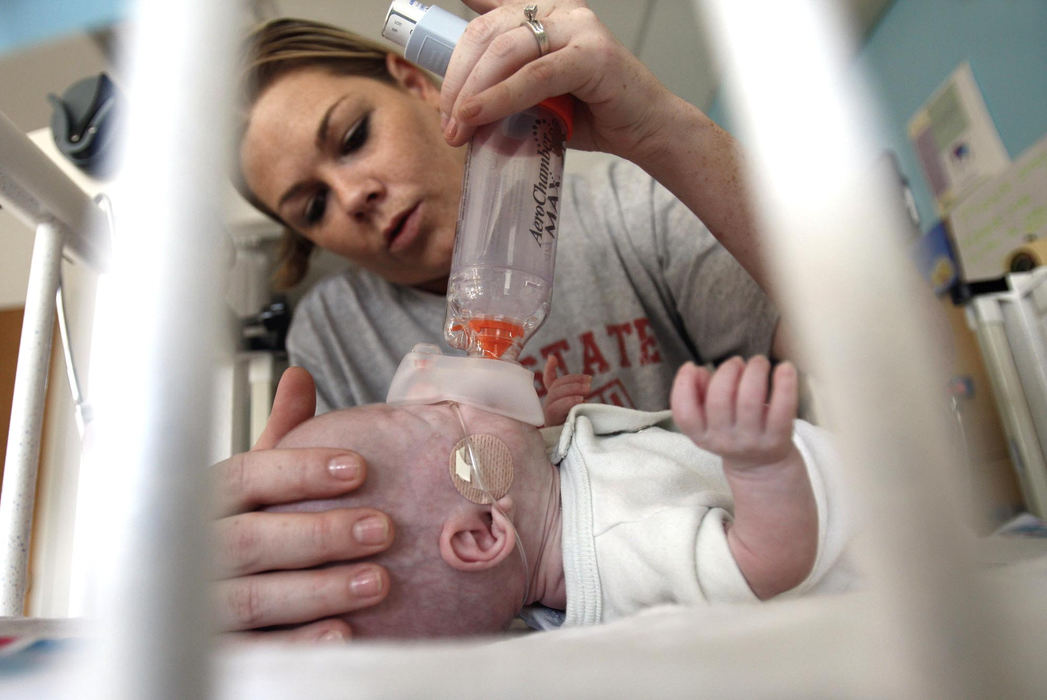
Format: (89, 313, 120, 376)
(521, 4, 550, 58)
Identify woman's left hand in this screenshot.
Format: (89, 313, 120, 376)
(442, 1, 677, 164)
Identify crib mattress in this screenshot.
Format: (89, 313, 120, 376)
(4, 550, 1046, 698)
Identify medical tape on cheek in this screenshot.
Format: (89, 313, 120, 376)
(448, 434, 514, 504)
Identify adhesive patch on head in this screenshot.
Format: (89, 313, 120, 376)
(449, 434, 514, 504)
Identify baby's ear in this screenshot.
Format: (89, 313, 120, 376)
(439, 498, 517, 571)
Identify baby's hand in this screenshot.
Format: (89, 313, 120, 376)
(541, 355, 591, 427)
(670, 356, 799, 470)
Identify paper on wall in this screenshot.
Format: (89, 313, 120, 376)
(948, 133, 1047, 281)
(908, 62, 1010, 217)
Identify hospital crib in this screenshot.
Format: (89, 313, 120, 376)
(2, 1, 1046, 698)
(968, 271, 1047, 517)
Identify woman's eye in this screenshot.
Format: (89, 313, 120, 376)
(304, 189, 328, 226)
(340, 114, 369, 155)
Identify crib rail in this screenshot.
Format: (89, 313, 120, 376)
(0, 111, 107, 268)
(0, 111, 108, 616)
(701, 1, 1006, 696)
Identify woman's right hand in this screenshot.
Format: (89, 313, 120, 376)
(441, 1, 678, 166)
(212, 367, 393, 642)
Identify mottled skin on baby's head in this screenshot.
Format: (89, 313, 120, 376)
(273, 402, 551, 639)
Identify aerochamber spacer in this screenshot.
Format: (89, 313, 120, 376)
(449, 434, 514, 504)
(386, 344, 544, 426)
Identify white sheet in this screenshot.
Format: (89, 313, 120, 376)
(5, 550, 1045, 698)
(217, 553, 1047, 699)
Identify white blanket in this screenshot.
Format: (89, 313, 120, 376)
(5, 548, 1045, 698)
(217, 551, 1047, 699)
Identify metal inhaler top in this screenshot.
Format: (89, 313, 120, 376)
(382, 0, 467, 77)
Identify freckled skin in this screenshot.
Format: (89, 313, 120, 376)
(240, 64, 467, 292)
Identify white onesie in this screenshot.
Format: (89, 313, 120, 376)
(548, 404, 853, 627)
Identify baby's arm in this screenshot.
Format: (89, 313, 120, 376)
(670, 356, 817, 599)
(540, 355, 591, 427)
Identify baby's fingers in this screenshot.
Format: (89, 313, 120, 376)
(541, 355, 561, 392)
(546, 374, 590, 400)
(671, 362, 711, 440)
(766, 362, 799, 438)
(704, 356, 745, 432)
(543, 394, 583, 427)
(542, 368, 591, 426)
(736, 356, 771, 433)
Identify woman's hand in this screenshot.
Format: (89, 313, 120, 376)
(442, 1, 780, 309)
(441, 0, 676, 164)
(212, 367, 393, 642)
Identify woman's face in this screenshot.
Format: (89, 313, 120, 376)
(240, 60, 465, 292)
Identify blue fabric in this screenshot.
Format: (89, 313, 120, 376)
(518, 605, 566, 631)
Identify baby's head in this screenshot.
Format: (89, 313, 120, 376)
(274, 401, 554, 639)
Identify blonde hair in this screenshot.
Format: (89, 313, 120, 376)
(236, 18, 403, 289)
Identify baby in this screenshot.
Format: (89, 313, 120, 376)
(274, 356, 851, 639)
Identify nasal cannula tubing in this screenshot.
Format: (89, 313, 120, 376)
(450, 402, 531, 608)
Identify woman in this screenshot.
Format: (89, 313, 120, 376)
(216, 0, 790, 642)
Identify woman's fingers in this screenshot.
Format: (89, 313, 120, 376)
(213, 563, 390, 632)
(459, 0, 523, 14)
(445, 13, 566, 119)
(222, 618, 354, 645)
(212, 447, 366, 517)
(443, 1, 676, 166)
(445, 38, 574, 145)
(441, 4, 518, 120)
(442, 2, 604, 144)
(254, 366, 317, 450)
(208, 367, 395, 636)
(214, 508, 393, 579)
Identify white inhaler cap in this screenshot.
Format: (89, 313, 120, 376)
(382, 1, 467, 77)
(386, 344, 544, 426)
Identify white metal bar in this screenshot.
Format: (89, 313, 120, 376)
(248, 352, 277, 448)
(0, 220, 64, 615)
(1003, 272, 1047, 461)
(0, 110, 107, 269)
(70, 0, 238, 696)
(0, 108, 108, 617)
(971, 295, 1047, 516)
(698, 0, 1010, 695)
